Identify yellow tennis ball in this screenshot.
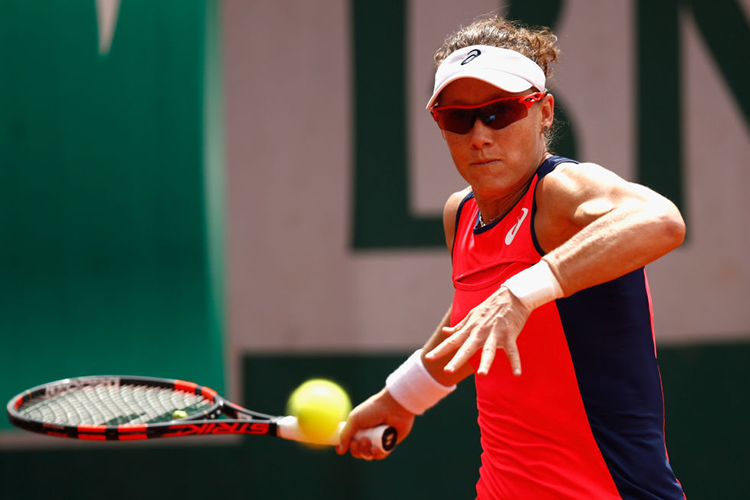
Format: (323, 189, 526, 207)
(172, 410, 188, 419)
(287, 379, 352, 442)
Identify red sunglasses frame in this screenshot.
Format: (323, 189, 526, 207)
(430, 91, 547, 134)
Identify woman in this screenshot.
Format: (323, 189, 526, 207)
(339, 16, 686, 499)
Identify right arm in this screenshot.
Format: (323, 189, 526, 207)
(336, 190, 473, 460)
(424, 189, 475, 386)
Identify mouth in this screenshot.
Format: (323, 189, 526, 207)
(471, 158, 500, 166)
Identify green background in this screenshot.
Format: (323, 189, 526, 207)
(0, 0, 225, 397)
(1, 0, 749, 498)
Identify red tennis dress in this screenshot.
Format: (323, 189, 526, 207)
(450, 156, 685, 499)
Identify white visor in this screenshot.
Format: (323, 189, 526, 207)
(426, 45, 546, 109)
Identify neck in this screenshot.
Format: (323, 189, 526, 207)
(475, 177, 533, 226)
(474, 152, 549, 225)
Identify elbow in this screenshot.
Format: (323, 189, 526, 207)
(656, 202, 686, 251)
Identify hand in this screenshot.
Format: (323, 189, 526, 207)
(426, 287, 531, 376)
(336, 388, 415, 460)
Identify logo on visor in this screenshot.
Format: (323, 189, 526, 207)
(461, 49, 481, 65)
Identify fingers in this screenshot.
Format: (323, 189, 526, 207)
(444, 332, 484, 373)
(425, 326, 469, 364)
(336, 422, 391, 459)
(427, 310, 496, 374)
(338, 422, 385, 460)
(337, 389, 414, 460)
(346, 436, 390, 461)
(427, 310, 525, 377)
(336, 420, 355, 455)
(504, 339, 523, 377)
(477, 337, 522, 376)
(347, 437, 370, 460)
(476, 333, 499, 376)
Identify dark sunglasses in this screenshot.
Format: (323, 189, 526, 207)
(430, 91, 546, 135)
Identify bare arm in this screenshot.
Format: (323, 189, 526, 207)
(536, 162, 686, 293)
(422, 189, 476, 385)
(336, 305, 470, 459)
(422, 306, 475, 385)
(337, 191, 472, 459)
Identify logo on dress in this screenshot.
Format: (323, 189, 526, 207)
(505, 208, 529, 245)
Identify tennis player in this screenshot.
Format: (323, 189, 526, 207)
(338, 15, 687, 499)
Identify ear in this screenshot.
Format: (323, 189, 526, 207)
(541, 93, 555, 131)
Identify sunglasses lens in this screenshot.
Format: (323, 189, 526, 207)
(437, 109, 475, 135)
(433, 94, 539, 134)
(481, 101, 528, 130)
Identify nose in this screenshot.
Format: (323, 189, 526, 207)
(467, 117, 495, 149)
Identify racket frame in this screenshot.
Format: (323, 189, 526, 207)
(7, 375, 397, 452)
(7, 375, 279, 442)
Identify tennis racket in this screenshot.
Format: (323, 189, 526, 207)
(6, 375, 397, 453)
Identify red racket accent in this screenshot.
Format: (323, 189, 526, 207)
(200, 386, 218, 400)
(78, 424, 106, 433)
(79, 434, 107, 441)
(119, 424, 148, 432)
(174, 380, 198, 394)
(118, 433, 148, 441)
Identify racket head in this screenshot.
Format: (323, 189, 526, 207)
(7, 375, 225, 440)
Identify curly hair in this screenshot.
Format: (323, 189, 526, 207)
(434, 15, 560, 82)
(433, 15, 562, 148)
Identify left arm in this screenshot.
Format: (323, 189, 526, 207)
(535, 161, 686, 294)
(427, 162, 686, 375)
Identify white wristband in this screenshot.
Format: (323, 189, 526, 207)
(502, 260, 564, 311)
(385, 349, 456, 415)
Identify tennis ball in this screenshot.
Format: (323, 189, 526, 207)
(172, 410, 189, 419)
(287, 379, 352, 442)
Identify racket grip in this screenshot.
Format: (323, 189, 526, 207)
(275, 416, 397, 453)
(349, 423, 398, 453)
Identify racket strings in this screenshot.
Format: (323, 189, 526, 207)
(18, 383, 213, 426)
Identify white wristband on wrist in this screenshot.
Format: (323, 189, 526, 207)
(385, 349, 456, 415)
(502, 259, 564, 311)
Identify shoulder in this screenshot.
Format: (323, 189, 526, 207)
(537, 161, 639, 218)
(535, 162, 627, 252)
(443, 187, 472, 253)
(538, 160, 670, 216)
(538, 161, 617, 198)
(534, 160, 682, 252)
(443, 187, 472, 219)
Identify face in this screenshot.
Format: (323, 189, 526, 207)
(436, 78, 554, 201)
